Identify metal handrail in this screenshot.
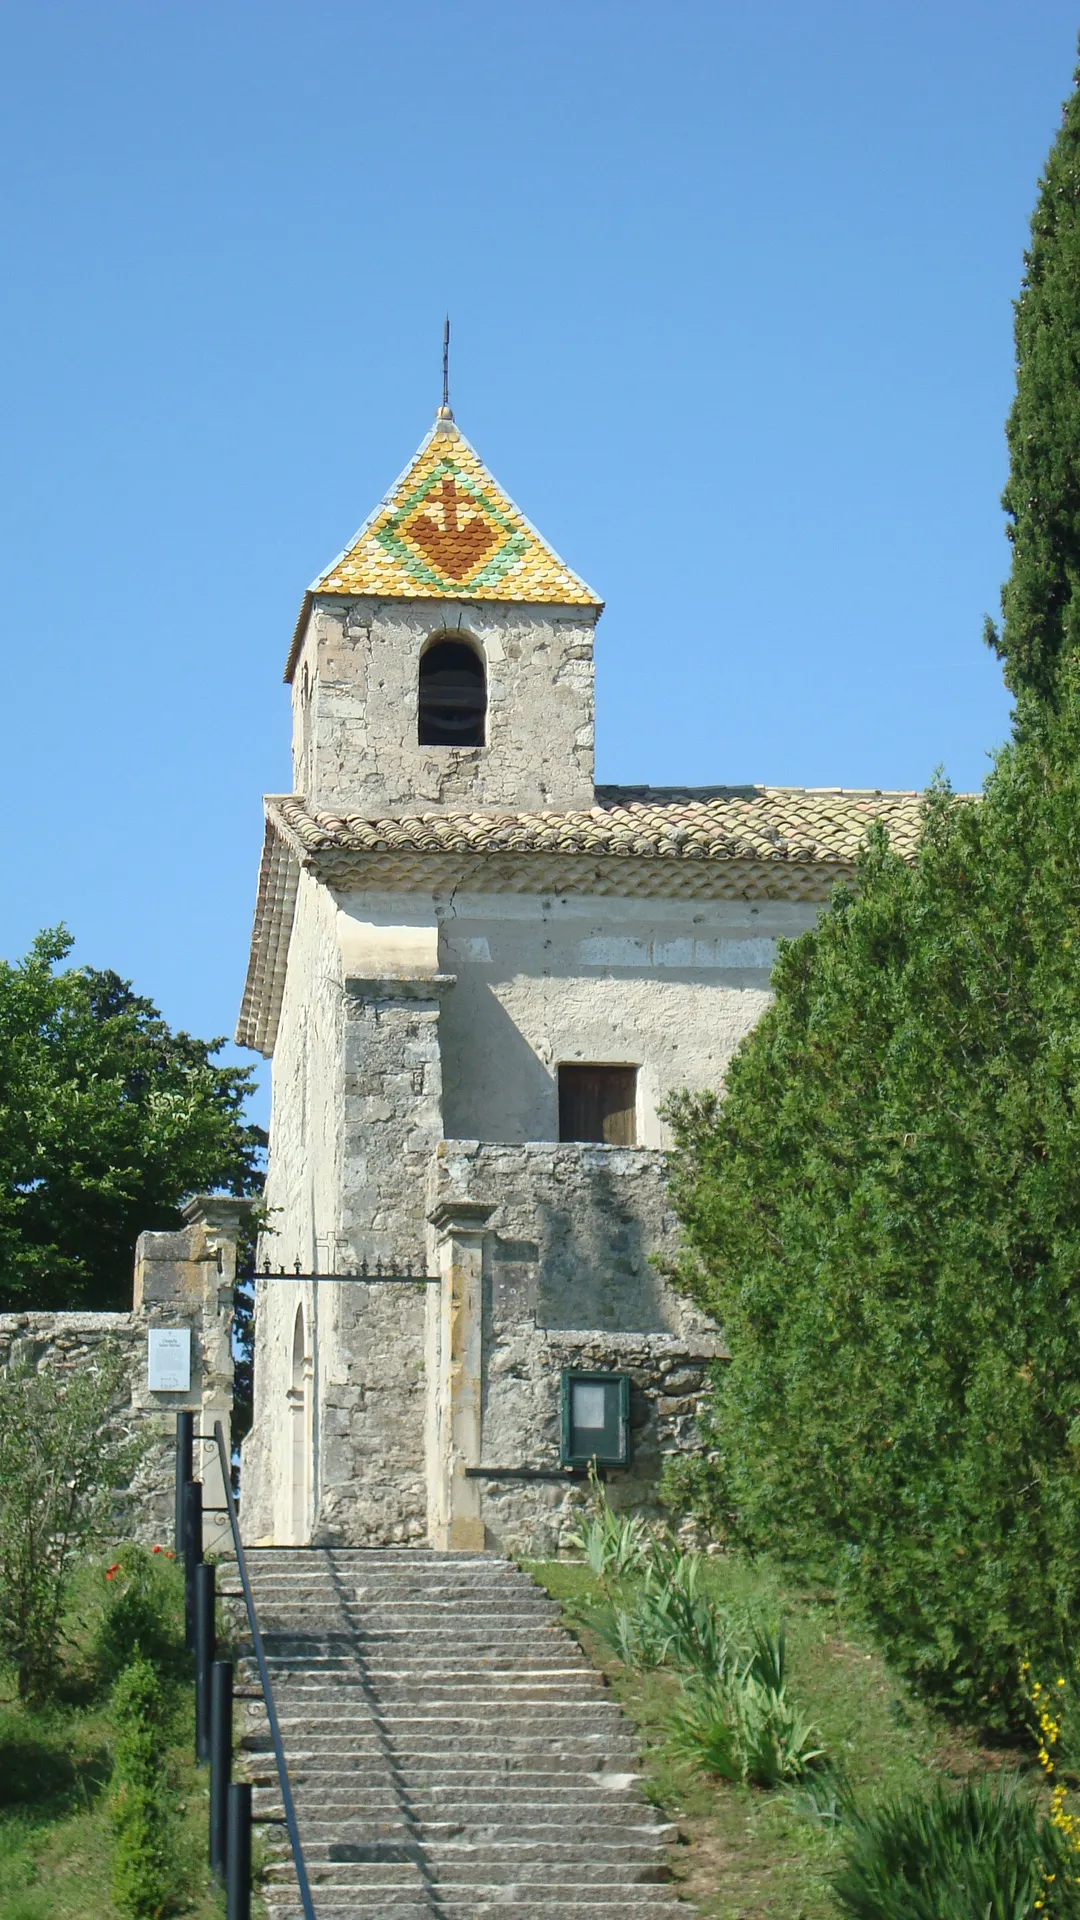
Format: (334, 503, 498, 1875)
(212, 1419, 317, 1920)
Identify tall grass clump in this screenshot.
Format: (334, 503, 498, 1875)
(832, 1774, 1080, 1919)
(569, 1480, 824, 1786)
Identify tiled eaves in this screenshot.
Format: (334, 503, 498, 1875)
(237, 785, 932, 1057)
(269, 785, 927, 869)
(236, 817, 300, 1056)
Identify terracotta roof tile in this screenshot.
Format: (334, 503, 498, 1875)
(269, 784, 926, 869)
(238, 784, 938, 1055)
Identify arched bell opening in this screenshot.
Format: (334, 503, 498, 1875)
(418, 635, 486, 747)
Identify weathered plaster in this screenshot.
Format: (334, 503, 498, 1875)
(331, 888, 817, 1146)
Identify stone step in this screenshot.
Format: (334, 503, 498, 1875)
(265, 1861, 674, 1888)
(249, 1722, 630, 1746)
(252, 1766, 643, 1791)
(266, 1907, 687, 1919)
(268, 1838, 667, 1867)
(252, 1583, 550, 1597)
(254, 1794, 667, 1829)
(249, 1753, 641, 1774)
(266, 1905, 688, 1918)
(254, 1715, 628, 1739)
(280, 1819, 675, 1844)
(265, 1886, 684, 1907)
(246, 1573, 552, 1585)
(251, 1766, 645, 1797)
(276, 1737, 636, 1754)
(232, 1547, 685, 1917)
(254, 1660, 601, 1682)
(247, 1711, 630, 1737)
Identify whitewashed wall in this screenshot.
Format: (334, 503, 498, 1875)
(333, 886, 817, 1146)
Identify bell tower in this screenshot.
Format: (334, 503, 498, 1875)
(285, 409, 603, 816)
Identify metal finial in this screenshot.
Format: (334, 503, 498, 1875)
(442, 315, 450, 412)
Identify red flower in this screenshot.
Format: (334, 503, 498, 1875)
(165, 1550, 176, 1560)
(152, 1544, 163, 1554)
(105, 1563, 121, 1581)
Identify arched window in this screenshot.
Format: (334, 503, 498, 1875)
(418, 637, 486, 747)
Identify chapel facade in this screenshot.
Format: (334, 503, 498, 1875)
(237, 404, 920, 1554)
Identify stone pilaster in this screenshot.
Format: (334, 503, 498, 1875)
(427, 1198, 494, 1551)
(132, 1195, 254, 1553)
(314, 974, 455, 1546)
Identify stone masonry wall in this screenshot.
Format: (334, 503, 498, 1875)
(242, 871, 343, 1545)
(428, 1141, 724, 1557)
(293, 598, 598, 816)
(0, 1314, 178, 1546)
(245, 977, 449, 1548)
(482, 1331, 722, 1560)
(0, 1198, 241, 1551)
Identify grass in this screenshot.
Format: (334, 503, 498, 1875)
(529, 1552, 1031, 1919)
(0, 1554, 267, 1920)
(0, 1680, 228, 1919)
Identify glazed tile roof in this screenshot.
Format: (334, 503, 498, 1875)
(269, 785, 926, 868)
(306, 412, 601, 609)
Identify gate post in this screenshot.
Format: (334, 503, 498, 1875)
(426, 1199, 493, 1551)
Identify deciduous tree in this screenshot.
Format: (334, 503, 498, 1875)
(0, 928, 264, 1310)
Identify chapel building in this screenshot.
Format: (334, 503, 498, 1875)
(237, 404, 920, 1554)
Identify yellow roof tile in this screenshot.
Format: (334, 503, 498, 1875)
(309, 412, 601, 609)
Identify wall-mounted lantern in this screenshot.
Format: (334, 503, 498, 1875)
(560, 1370, 630, 1468)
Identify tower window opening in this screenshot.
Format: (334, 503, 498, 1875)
(418, 638, 486, 747)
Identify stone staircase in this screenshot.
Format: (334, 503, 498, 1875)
(227, 1547, 689, 1919)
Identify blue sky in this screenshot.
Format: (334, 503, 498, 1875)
(1, 1, 1076, 1123)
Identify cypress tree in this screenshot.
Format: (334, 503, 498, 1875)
(988, 50, 1080, 699)
(665, 48, 1080, 1725)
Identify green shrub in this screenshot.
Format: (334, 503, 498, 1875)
(94, 1545, 186, 1686)
(666, 728, 1080, 1724)
(108, 1658, 176, 1919)
(660, 54, 1080, 1728)
(832, 1774, 1079, 1919)
(0, 1351, 140, 1700)
(658, 1434, 736, 1543)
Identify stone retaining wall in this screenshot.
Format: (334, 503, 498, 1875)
(0, 1197, 245, 1550)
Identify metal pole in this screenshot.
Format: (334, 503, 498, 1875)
(182, 1478, 203, 1651)
(175, 1410, 194, 1553)
(209, 1660, 233, 1880)
(226, 1781, 252, 1920)
(194, 1562, 216, 1763)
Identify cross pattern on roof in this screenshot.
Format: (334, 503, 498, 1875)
(309, 415, 602, 606)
